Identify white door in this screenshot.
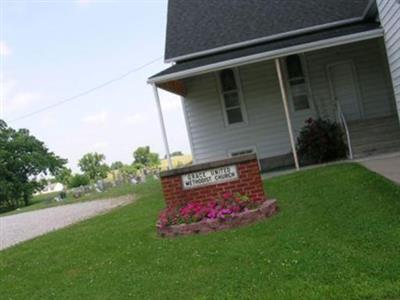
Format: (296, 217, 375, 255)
(328, 62, 362, 121)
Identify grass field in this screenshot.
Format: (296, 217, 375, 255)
(1, 164, 399, 299)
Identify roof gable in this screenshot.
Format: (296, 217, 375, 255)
(165, 0, 372, 62)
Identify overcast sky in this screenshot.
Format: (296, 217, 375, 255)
(1, 0, 189, 172)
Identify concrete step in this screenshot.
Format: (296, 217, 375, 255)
(348, 116, 400, 158)
(351, 131, 400, 147)
(348, 115, 399, 128)
(350, 124, 400, 136)
(353, 140, 400, 158)
(349, 118, 400, 134)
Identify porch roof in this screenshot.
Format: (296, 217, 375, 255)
(148, 22, 382, 85)
(165, 0, 373, 62)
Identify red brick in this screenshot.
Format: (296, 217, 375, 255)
(160, 157, 266, 208)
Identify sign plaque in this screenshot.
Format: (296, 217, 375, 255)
(181, 165, 239, 189)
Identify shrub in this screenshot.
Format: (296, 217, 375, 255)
(68, 174, 90, 188)
(296, 118, 347, 165)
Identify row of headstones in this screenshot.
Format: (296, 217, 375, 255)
(54, 174, 156, 202)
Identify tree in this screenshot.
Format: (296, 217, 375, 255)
(0, 120, 66, 208)
(133, 146, 160, 167)
(120, 164, 139, 180)
(55, 167, 72, 186)
(78, 152, 109, 181)
(110, 161, 124, 170)
(68, 174, 90, 188)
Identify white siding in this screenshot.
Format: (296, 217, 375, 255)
(378, 0, 400, 122)
(183, 61, 293, 163)
(305, 38, 396, 120)
(183, 39, 396, 164)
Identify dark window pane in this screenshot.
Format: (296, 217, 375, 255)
(290, 82, 307, 96)
(293, 95, 310, 111)
(220, 69, 237, 91)
(227, 108, 243, 124)
(286, 55, 304, 79)
(224, 92, 240, 108)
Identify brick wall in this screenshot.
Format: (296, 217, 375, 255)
(160, 155, 266, 208)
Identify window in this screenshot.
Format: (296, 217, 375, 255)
(286, 55, 310, 111)
(218, 69, 246, 125)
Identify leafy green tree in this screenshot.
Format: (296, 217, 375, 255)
(68, 174, 90, 188)
(110, 161, 124, 170)
(120, 164, 139, 180)
(132, 162, 145, 170)
(0, 120, 66, 208)
(78, 152, 109, 181)
(55, 167, 72, 186)
(133, 146, 160, 167)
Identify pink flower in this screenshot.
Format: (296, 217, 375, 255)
(158, 193, 264, 226)
(230, 205, 241, 213)
(207, 209, 218, 219)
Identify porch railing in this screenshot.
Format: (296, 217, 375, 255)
(336, 101, 353, 160)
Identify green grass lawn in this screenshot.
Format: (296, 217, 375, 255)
(0, 183, 137, 216)
(1, 163, 399, 300)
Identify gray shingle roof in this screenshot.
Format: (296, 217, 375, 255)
(165, 0, 371, 61)
(151, 22, 380, 81)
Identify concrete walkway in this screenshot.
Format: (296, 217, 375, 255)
(0, 195, 134, 251)
(360, 153, 400, 184)
(262, 152, 400, 184)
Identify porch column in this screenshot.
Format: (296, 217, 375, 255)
(275, 58, 300, 171)
(152, 84, 173, 170)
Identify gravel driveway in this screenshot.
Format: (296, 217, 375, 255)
(0, 195, 134, 251)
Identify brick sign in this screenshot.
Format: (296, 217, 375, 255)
(182, 165, 238, 189)
(160, 154, 267, 208)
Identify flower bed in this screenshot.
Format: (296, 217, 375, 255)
(156, 192, 278, 237)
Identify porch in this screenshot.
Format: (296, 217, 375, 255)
(149, 26, 400, 171)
